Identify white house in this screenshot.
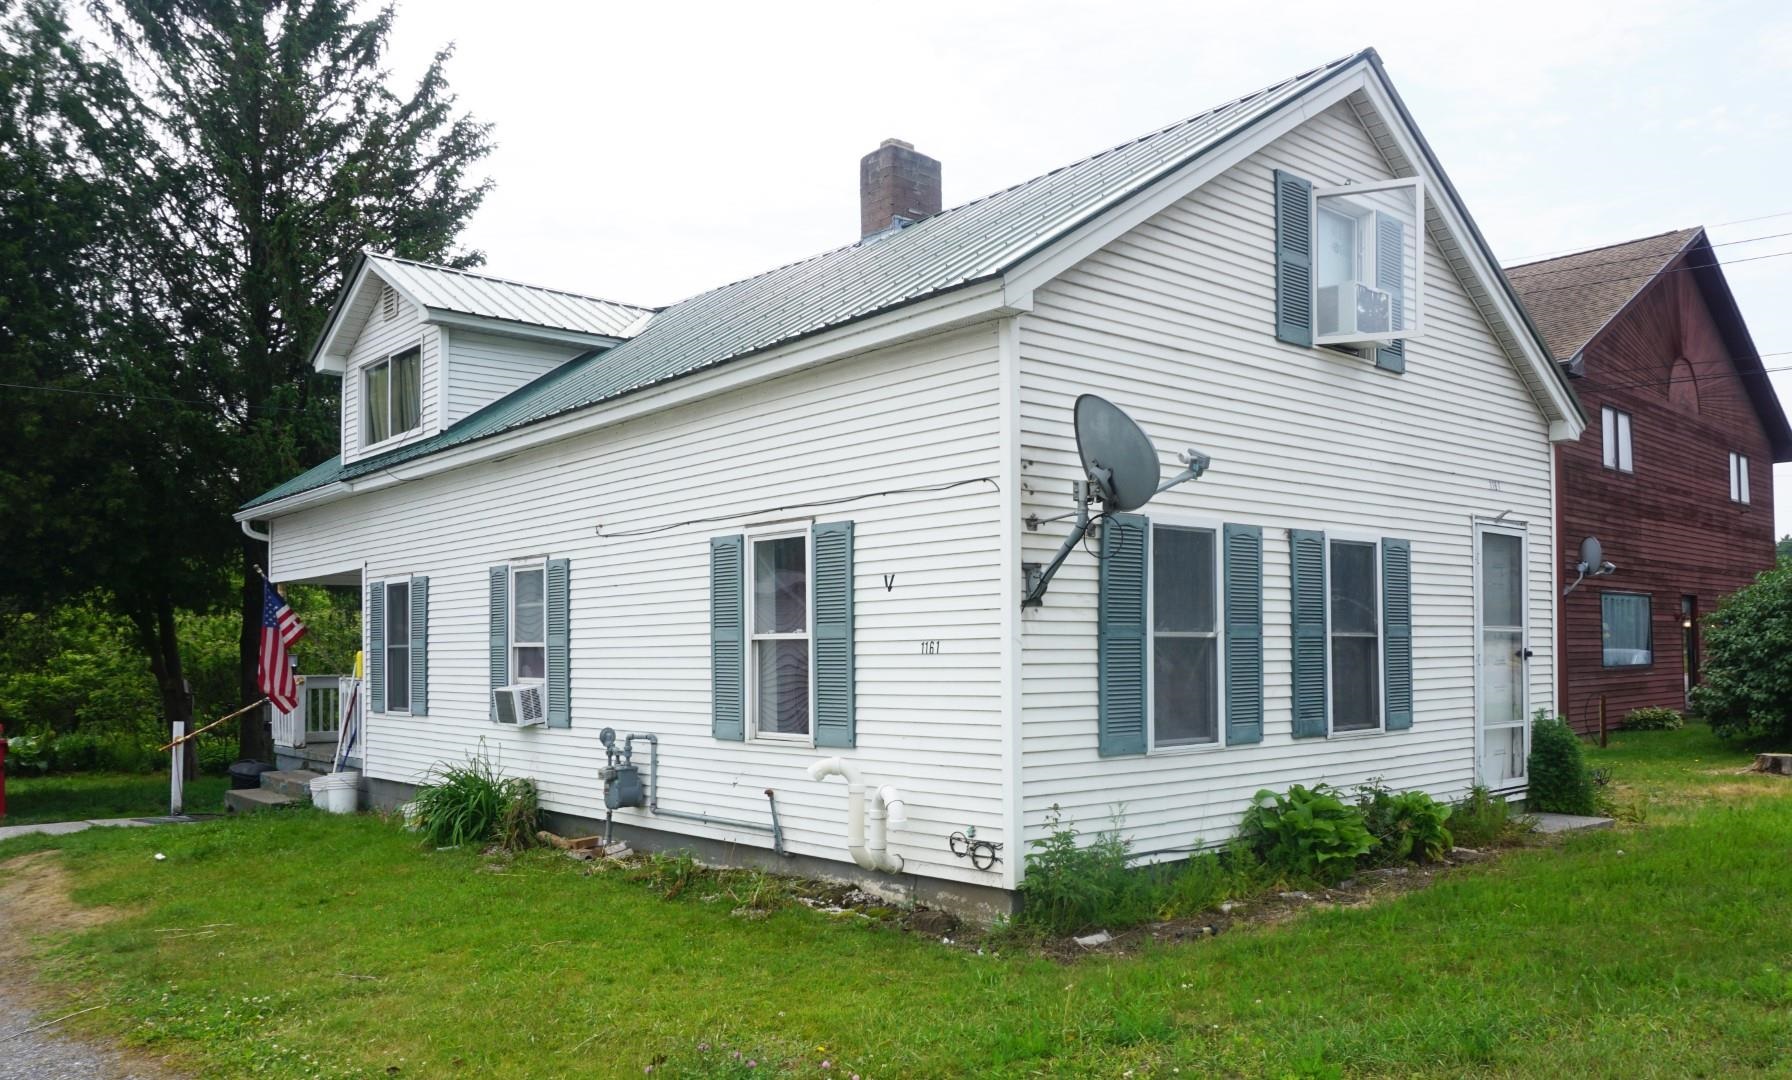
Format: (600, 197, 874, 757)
(238, 48, 1584, 916)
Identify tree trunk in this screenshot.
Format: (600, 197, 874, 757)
(133, 596, 197, 779)
(238, 537, 273, 763)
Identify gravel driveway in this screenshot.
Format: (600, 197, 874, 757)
(0, 990, 182, 1080)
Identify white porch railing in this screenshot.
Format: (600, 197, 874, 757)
(271, 675, 357, 749)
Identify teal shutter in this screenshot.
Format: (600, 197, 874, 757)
(367, 580, 385, 713)
(488, 566, 508, 721)
(409, 577, 428, 716)
(811, 521, 856, 748)
(1289, 530, 1328, 738)
(1374, 213, 1406, 373)
(710, 535, 746, 741)
(1223, 524, 1264, 745)
(1382, 539, 1413, 730)
(1273, 170, 1314, 347)
(545, 558, 571, 728)
(1097, 513, 1148, 756)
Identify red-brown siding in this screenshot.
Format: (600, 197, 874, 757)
(1555, 255, 1778, 733)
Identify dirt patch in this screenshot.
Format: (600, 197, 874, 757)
(0, 851, 186, 1079)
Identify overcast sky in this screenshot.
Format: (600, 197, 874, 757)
(383, 0, 1792, 538)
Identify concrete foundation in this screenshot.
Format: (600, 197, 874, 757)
(361, 775, 1017, 922)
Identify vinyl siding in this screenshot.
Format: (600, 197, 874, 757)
(341, 284, 440, 464)
(1016, 100, 1559, 855)
(445, 329, 583, 424)
(272, 325, 1009, 888)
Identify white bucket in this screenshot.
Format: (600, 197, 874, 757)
(309, 770, 361, 814)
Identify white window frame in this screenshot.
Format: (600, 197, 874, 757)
(1309, 176, 1426, 347)
(1729, 452, 1751, 504)
(1602, 406, 1634, 473)
(361, 344, 423, 450)
(1600, 590, 1654, 669)
(383, 577, 412, 716)
(745, 527, 815, 745)
(1325, 531, 1385, 737)
(509, 561, 547, 687)
(1145, 516, 1226, 754)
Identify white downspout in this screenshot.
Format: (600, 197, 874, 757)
(807, 757, 875, 871)
(240, 519, 271, 543)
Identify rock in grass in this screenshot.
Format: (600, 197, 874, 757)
(1073, 930, 1113, 947)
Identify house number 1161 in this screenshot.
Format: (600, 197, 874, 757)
(919, 640, 942, 655)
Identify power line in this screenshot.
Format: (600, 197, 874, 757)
(1506, 229, 1792, 280)
(1506, 215, 1792, 265)
(1508, 248, 1792, 299)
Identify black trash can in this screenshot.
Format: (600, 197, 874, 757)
(228, 760, 276, 790)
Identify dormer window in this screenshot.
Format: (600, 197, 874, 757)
(364, 346, 421, 445)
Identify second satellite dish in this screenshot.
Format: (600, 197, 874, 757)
(1075, 394, 1160, 512)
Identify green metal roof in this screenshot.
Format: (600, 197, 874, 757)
(244, 53, 1368, 513)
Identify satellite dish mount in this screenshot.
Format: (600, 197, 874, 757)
(1021, 394, 1211, 607)
(1563, 536, 1616, 595)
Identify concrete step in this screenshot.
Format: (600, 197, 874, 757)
(260, 769, 323, 799)
(225, 787, 303, 814)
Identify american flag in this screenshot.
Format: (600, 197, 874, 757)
(258, 579, 308, 712)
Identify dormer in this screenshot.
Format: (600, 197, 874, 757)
(311, 253, 656, 464)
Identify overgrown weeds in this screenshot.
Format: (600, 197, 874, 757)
(1355, 781, 1453, 863)
(1448, 785, 1525, 848)
(411, 755, 539, 852)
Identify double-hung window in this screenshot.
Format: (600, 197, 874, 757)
(384, 579, 410, 713)
(750, 534, 810, 738)
(1150, 524, 1220, 748)
(1602, 406, 1633, 472)
(1328, 539, 1381, 732)
(1602, 592, 1653, 667)
(363, 345, 422, 445)
(1729, 452, 1751, 504)
(511, 564, 546, 683)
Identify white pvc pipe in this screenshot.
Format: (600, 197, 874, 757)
(807, 757, 875, 871)
(865, 787, 905, 873)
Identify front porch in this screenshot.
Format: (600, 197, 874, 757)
(226, 673, 363, 813)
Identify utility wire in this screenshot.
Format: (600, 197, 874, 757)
(1507, 248, 1792, 298)
(1506, 214, 1792, 265)
(1506, 229, 1792, 278)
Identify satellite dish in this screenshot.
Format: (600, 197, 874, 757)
(1578, 537, 1603, 570)
(1075, 394, 1160, 512)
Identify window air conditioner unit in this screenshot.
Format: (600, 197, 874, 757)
(492, 684, 546, 727)
(1317, 280, 1393, 340)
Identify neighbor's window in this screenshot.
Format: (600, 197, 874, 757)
(751, 534, 809, 737)
(1601, 592, 1652, 668)
(1602, 406, 1633, 472)
(385, 579, 410, 712)
(1729, 452, 1751, 504)
(511, 564, 546, 682)
(1329, 539, 1380, 732)
(363, 345, 421, 445)
(1151, 524, 1220, 748)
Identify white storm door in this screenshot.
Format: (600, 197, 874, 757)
(1477, 525, 1530, 789)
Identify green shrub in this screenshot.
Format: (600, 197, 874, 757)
(1690, 563, 1792, 742)
(1355, 783, 1453, 863)
(1527, 713, 1597, 815)
(194, 735, 236, 775)
(411, 755, 540, 851)
(1622, 706, 1684, 732)
(1240, 784, 1373, 881)
(1017, 805, 1151, 935)
(1450, 786, 1519, 847)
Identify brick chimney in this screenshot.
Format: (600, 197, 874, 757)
(859, 138, 941, 239)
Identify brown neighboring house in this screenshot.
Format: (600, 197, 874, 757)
(1508, 228, 1792, 734)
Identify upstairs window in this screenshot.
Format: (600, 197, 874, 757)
(363, 346, 421, 445)
(1602, 406, 1633, 472)
(1273, 172, 1424, 369)
(1729, 452, 1751, 504)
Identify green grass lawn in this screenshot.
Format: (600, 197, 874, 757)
(2, 726, 1789, 1078)
(1, 770, 230, 826)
